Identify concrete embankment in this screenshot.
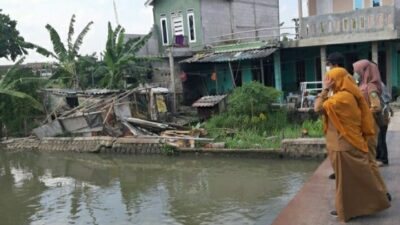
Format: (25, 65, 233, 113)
(272, 112, 400, 225)
(0, 137, 163, 154)
(1, 137, 327, 159)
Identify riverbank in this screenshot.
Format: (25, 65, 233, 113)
(0, 137, 327, 159)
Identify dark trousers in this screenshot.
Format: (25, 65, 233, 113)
(377, 125, 389, 164)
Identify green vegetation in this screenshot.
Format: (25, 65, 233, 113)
(203, 82, 323, 149)
(34, 16, 154, 90)
(1, 13, 155, 137)
(0, 11, 46, 137)
(0, 9, 32, 61)
(227, 81, 281, 116)
(34, 14, 93, 89)
(99, 23, 153, 89)
(205, 113, 323, 149)
(0, 59, 45, 136)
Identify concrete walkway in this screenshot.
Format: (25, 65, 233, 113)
(272, 112, 400, 225)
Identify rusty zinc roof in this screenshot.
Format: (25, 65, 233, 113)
(192, 95, 228, 108)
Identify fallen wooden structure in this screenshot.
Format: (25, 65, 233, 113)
(33, 87, 212, 149)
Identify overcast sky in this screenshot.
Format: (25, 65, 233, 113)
(0, 0, 305, 65)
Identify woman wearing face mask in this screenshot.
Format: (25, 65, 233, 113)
(324, 52, 345, 180)
(314, 67, 390, 222)
(353, 60, 391, 201)
(352, 60, 386, 165)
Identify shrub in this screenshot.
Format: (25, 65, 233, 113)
(227, 81, 281, 116)
(301, 119, 323, 137)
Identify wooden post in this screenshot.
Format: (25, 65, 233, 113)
(133, 93, 139, 116)
(168, 47, 177, 113)
(214, 65, 219, 95)
(147, 89, 152, 120)
(228, 62, 236, 88)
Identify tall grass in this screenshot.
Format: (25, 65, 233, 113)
(203, 111, 323, 149)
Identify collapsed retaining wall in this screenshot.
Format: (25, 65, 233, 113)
(0, 137, 327, 159)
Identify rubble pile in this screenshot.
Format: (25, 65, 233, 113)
(33, 87, 212, 148)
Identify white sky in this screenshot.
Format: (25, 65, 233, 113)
(0, 0, 306, 65)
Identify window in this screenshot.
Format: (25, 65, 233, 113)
(354, 0, 363, 9)
(187, 12, 196, 43)
(171, 14, 184, 36)
(372, 0, 380, 7)
(160, 17, 169, 46)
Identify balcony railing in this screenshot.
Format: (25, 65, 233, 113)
(208, 27, 283, 46)
(300, 5, 396, 39)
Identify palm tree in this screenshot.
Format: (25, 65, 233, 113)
(100, 22, 152, 89)
(35, 15, 93, 89)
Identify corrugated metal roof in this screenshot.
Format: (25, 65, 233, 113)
(213, 41, 271, 53)
(192, 95, 227, 108)
(180, 48, 276, 63)
(42, 89, 121, 96)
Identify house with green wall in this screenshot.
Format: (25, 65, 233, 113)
(143, 0, 400, 105)
(144, 0, 281, 104)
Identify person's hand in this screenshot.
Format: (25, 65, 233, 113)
(323, 77, 334, 90)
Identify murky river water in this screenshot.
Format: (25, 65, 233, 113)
(0, 151, 319, 225)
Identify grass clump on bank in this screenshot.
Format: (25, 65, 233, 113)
(202, 82, 323, 149)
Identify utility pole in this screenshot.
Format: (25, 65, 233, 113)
(168, 47, 177, 113)
(113, 0, 120, 25)
(298, 0, 303, 39)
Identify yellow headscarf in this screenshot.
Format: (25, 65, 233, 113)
(323, 68, 376, 152)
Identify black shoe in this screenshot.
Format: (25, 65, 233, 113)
(387, 193, 392, 202)
(330, 211, 338, 217)
(328, 173, 336, 180)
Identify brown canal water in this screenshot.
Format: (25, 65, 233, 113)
(0, 151, 320, 225)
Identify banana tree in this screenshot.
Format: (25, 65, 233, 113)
(0, 58, 43, 111)
(100, 22, 152, 89)
(35, 14, 93, 89)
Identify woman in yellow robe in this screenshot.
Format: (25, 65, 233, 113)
(314, 67, 390, 222)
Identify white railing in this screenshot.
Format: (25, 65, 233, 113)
(299, 81, 323, 109)
(300, 5, 396, 39)
(207, 26, 297, 45)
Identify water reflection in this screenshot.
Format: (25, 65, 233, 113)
(0, 151, 319, 225)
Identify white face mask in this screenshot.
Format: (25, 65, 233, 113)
(326, 66, 332, 72)
(353, 72, 361, 85)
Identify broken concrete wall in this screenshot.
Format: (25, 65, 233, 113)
(150, 58, 183, 94)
